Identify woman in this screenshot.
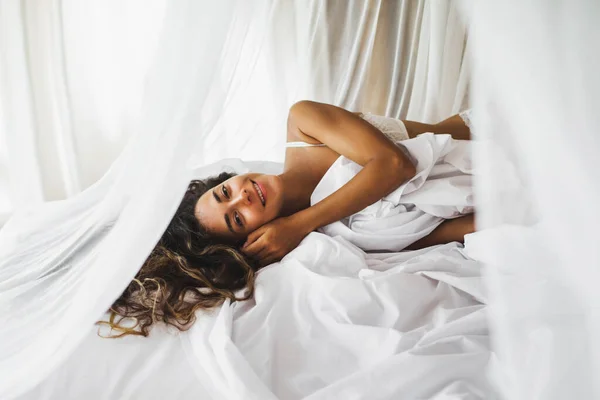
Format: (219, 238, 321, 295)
(104, 101, 473, 337)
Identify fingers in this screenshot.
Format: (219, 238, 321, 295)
(242, 227, 265, 252)
(243, 232, 259, 249)
(242, 233, 272, 260)
(242, 240, 263, 257)
(242, 241, 279, 267)
(244, 224, 268, 247)
(239, 224, 286, 266)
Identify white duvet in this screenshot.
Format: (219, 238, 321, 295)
(182, 135, 489, 399)
(183, 233, 492, 399)
(24, 233, 492, 400)
(312, 133, 474, 251)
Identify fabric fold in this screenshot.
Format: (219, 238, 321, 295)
(311, 131, 473, 251)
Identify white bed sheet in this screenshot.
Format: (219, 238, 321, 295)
(182, 150, 492, 399)
(313, 133, 474, 251)
(183, 233, 492, 399)
(20, 233, 493, 400)
(19, 155, 493, 399)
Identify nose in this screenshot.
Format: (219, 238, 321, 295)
(233, 188, 252, 206)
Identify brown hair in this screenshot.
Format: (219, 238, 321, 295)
(98, 172, 258, 337)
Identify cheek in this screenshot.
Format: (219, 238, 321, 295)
(245, 210, 267, 230)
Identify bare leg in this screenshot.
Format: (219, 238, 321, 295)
(403, 114, 471, 141)
(405, 214, 475, 250)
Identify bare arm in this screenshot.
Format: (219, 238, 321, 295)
(242, 105, 471, 264)
(403, 113, 471, 140)
(288, 101, 416, 233)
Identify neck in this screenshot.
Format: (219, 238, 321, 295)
(276, 170, 317, 218)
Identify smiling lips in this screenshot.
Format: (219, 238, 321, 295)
(251, 180, 266, 206)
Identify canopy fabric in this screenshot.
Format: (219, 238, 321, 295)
(465, 1, 600, 398)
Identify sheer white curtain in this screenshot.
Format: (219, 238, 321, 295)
(1, 0, 470, 219)
(0, 0, 165, 222)
(465, 1, 600, 399)
(191, 0, 471, 168)
(0, 1, 470, 398)
(0, 0, 240, 397)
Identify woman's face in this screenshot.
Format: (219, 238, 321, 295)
(194, 173, 283, 242)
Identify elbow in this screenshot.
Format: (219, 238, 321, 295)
(392, 156, 417, 184)
(289, 100, 317, 119)
(402, 159, 417, 182)
(288, 100, 320, 129)
(389, 153, 416, 183)
(290, 100, 315, 110)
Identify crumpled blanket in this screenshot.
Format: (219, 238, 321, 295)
(311, 133, 474, 251)
(182, 231, 493, 399)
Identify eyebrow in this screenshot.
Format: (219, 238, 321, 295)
(224, 214, 235, 234)
(212, 189, 235, 234)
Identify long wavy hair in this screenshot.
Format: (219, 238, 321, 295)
(98, 172, 259, 338)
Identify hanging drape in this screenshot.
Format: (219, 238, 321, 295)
(0, 0, 471, 398)
(0, 0, 166, 216)
(464, 1, 600, 399)
(0, 0, 470, 223)
(1, 1, 241, 397)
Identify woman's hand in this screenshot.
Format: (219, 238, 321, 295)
(241, 215, 313, 267)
